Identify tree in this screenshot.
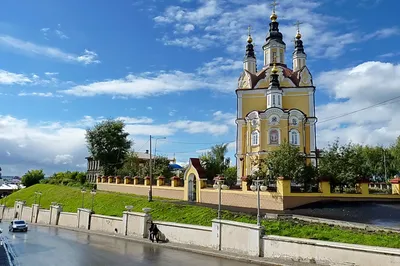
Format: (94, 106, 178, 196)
(265, 141, 305, 181)
(390, 136, 400, 175)
(200, 144, 231, 181)
(117, 152, 140, 177)
(21, 169, 45, 187)
(319, 140, 368, 192)
(223, 166, 237, 187)
(85, 119, 132, 175)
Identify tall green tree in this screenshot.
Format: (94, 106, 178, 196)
(319, 140, 370, 192)
(390, 136, 400, 175)
(200, 143, 230, 181)
(265, 141, 306, 181)
(21, 169, 45, 187)
(85, 119, 132, 175)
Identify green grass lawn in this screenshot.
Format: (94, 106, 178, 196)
(4, 184, 400, 248)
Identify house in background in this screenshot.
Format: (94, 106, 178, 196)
(85, 150, 176, 183)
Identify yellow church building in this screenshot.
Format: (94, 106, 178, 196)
(235, 7, 317, 181)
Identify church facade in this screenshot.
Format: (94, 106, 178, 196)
(235, 7, 317, 181)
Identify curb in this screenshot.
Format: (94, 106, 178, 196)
(33, 223, 295, 266)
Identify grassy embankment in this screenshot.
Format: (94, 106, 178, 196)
(4, 184, 400, 248)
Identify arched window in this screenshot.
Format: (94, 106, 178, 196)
(251, 130, 259, 146)
(290, 130, 300, 145)
(269, 129, 279, 145)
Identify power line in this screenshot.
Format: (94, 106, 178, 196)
(136, 139, 150, 152)
(164, 140, 235, 145)
(319, 95, 400, 124)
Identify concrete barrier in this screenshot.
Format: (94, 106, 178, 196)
(31, 204, 40, 223)
(91, 214, 123, 235)
(49, 205, 62, 225)
(58, 212, 78, 227)
(122, 211, 151, 238)
(2, 207, 13, 220)
(2, 199, 400, 266)
(155, 221, 212, 247)
(77, 208, 92, 229)
(21, 206, 32, 221)
(263, 235, 400, 266)
(212, 219, 263, 257)
(37, 209, 50, 224)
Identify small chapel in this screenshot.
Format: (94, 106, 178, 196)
(235, 4, 317, 181)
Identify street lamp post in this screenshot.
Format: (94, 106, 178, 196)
(148, 135, 167, 202)
(213, 180, 229, 219)
(35, 192, 42, 206)
(250, 180, 268, 226)
(81, 188, 86, 208)
(90, 189, 96, 212)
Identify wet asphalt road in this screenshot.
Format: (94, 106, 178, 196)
(0, 224, 257, 266)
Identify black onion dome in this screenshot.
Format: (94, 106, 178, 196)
(266, 21, 285, 45)
(245, 42, 255, 59)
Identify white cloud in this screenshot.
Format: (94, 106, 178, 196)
(44, 72, 59, 76)
(0, 113, 235, 175)
(315, 61, 400, 148)
(55, 29, 69, 39)
(18, 92, 60, 97)
(116, 116, 153, 124)
(0, 35, 100, 65)
(61, 57, 241, 97)
(147, 106, 153, 110)
(153, 0, 398, 58)
(0, 70, 32, 85)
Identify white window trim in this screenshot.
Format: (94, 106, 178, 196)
(268, 128, 280, 145)
(290, 129, 300, 146)
(251, 130, 260, 147)
(291, 117, 299, 126)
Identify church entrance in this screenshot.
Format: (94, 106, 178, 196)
(188, 174, 196, 202)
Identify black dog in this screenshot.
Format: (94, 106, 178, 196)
(149, 222, 160, 243)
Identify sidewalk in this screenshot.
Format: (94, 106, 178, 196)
(36, 223, 318, 266)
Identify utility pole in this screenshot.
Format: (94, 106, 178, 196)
(384, 150, 388, 180)
(148, 135, 153, 202)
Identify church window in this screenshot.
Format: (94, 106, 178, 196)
(251, 130, 259, 146)
(272, 52, 277, 63)
(292, 118, 298, 126)
(272, 95, 276, 106)
(290, 130, 300, 145)
(278, 95, 281, 106)
(269, 129, 279, 145)
(280, 51, 284, 63)
(271, 116, 278, 123)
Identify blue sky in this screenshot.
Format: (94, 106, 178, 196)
(0, 0, 399, 176)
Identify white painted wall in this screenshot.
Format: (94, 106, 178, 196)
(213, 219, 262, 257)
(123, 211, 151, 238)
(37, 209, 50, 224)
(91, 214, 123, 235)
(155, 221, 212, 247)
(21, 207, 32, 222)
(77, 208, 92, 229)
(58, 212, 78, 227)
(263, 235, 400, 266)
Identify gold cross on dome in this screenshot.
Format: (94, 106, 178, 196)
(294, 20, 303, 32)
(248, 25, 251, 36)
(270, 0, 279, 13)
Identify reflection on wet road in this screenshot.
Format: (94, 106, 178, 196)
(0, 224, 258, 266)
